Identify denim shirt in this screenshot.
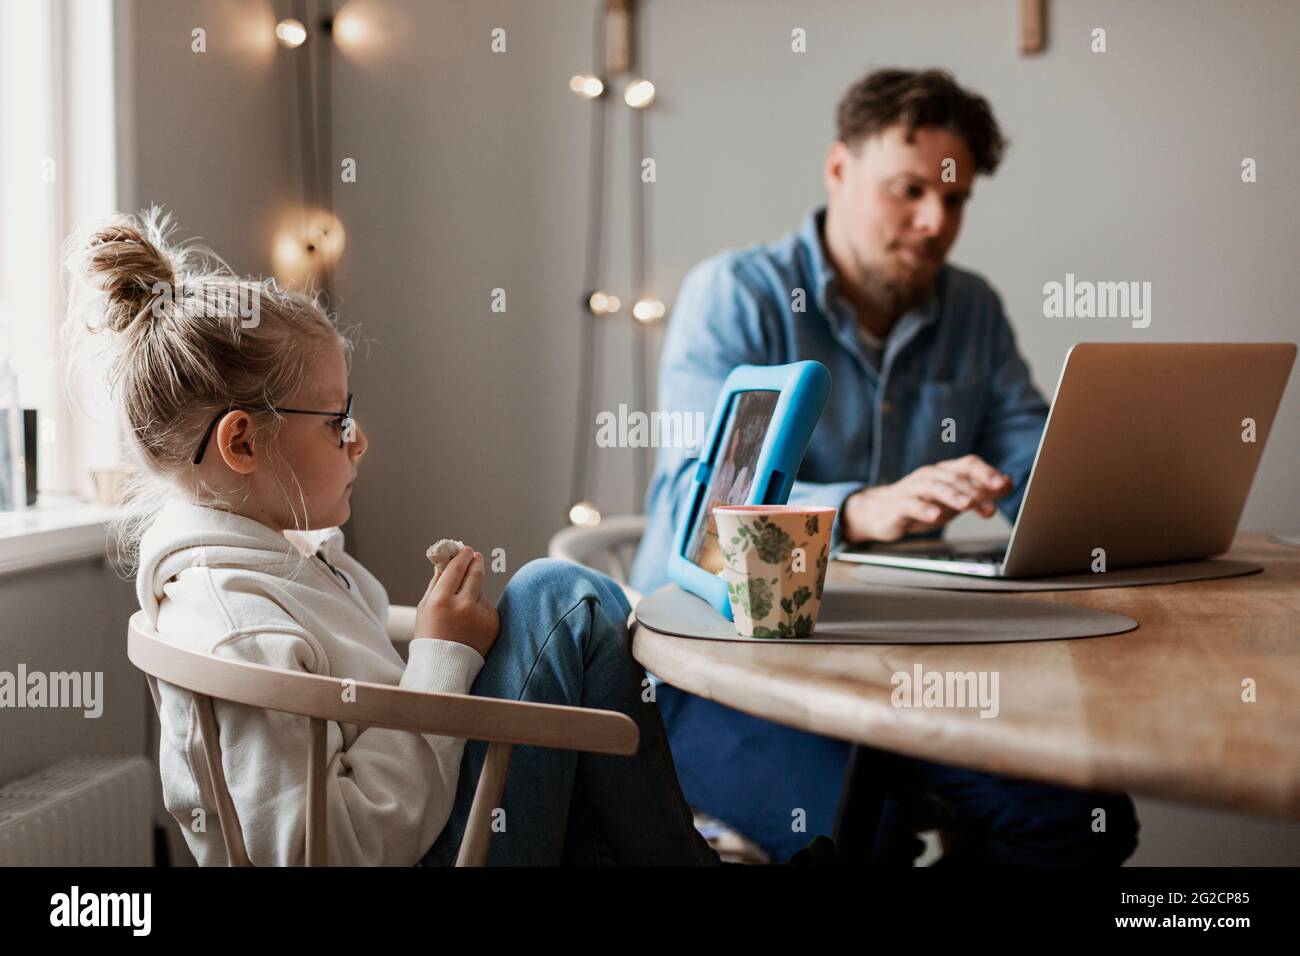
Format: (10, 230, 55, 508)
(628, 206, 1049, 596)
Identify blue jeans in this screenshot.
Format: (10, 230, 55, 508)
(419, 559, 720, 866)
(657, 686, 1140, 865)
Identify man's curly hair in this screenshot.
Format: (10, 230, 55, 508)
(836, 68, 1007, 174)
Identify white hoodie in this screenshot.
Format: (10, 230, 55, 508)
(136, 499, 485, 866)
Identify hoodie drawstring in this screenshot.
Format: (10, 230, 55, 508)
(316, 549, 352, 590)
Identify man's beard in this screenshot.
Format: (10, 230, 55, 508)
(855, 259, 938, 319)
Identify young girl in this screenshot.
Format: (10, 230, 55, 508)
(66, 208, 719, 867)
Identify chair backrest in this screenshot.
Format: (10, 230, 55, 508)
(127, 610, 638, 866)
(548, 514, 647, 605)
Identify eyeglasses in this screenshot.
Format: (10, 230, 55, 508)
(192, 393, 354, 465)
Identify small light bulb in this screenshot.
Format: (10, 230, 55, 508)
(569, 74, 604, 99)
(272, 210, 346, 287)
(275, 18, 308, 48)
(624, 78, 655, 109)
(632, 297, 665, 322)
(274, 235, 304, 267)
(333, 12, 367, 45)
(569, 501, 602, 528)
(587, 291, 621, 315)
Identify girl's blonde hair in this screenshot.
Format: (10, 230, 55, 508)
(62, 206, 355, 574)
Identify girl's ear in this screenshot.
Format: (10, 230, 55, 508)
(215, 411, 259, 475)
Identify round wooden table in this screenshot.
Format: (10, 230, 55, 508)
(631, 533, 1300, 822)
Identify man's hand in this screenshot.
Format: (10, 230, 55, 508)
(841, 454, 1013, 544)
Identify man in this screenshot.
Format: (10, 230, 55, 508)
(629, 69, 1139, 864)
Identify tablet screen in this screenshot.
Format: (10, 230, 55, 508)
(685, 388, 781, 573)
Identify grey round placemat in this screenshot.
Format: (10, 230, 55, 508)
(635, 583, 1137, 645)
(1267, 532, 1300, 549)
(836, 558, 1261, 592)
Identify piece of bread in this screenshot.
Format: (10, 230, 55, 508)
(425, 538, 467, 573)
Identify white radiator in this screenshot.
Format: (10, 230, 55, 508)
(0, 755, 155, 866)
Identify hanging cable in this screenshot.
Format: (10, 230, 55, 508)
(628, 19, 650, 506)
(291, 0, 319, 212)
(316, 2, 336, 306)
(569, 0, 610, 516)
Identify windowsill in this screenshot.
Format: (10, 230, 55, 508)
(0, 494, 120, 578)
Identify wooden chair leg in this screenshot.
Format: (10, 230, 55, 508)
(455, 742, 514, 867)
(306, 717, 328, 866)
(192, 692, 253, 867)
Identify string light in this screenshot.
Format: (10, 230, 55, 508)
(569, 501, 602, 528)
(632, 297, 665, 323)
(333, 11, 367, 45)
(569, 73, 605, 99)
(587, 290, 621, 315)
(275, 18, 307, 48)
(570, 4, 656, 519)
(623, 78, 655, 109)
(272, 210, 346, 288)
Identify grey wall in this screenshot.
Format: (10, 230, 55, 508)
(104, 0, 1300, 864)
(120, 0, 302, 280)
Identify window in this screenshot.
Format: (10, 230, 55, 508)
(0, 0, 122, 505)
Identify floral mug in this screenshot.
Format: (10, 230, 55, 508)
(713, 504, 836, 638)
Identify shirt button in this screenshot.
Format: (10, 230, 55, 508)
(881, 400, 892, 414)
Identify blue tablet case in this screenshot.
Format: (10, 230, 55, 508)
(667, 361, 831, 619)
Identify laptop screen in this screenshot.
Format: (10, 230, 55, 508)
(684, 388, 780, 574)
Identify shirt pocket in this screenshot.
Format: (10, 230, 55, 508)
(900, 379, 985, 466)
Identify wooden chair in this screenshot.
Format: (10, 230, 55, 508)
(127, 609, 639, 866)
(547, 513, 647, 608)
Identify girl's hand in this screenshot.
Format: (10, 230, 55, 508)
(413, 547, 500, 659)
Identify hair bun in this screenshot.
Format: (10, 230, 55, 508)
(81, 208, 178, 335)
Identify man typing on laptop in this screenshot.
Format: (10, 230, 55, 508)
(629, 68, 1139, 865)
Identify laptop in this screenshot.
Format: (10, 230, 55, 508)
(834, 342, 1296, 578)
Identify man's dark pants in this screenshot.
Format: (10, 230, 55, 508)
(657, 684, 1140, 865)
